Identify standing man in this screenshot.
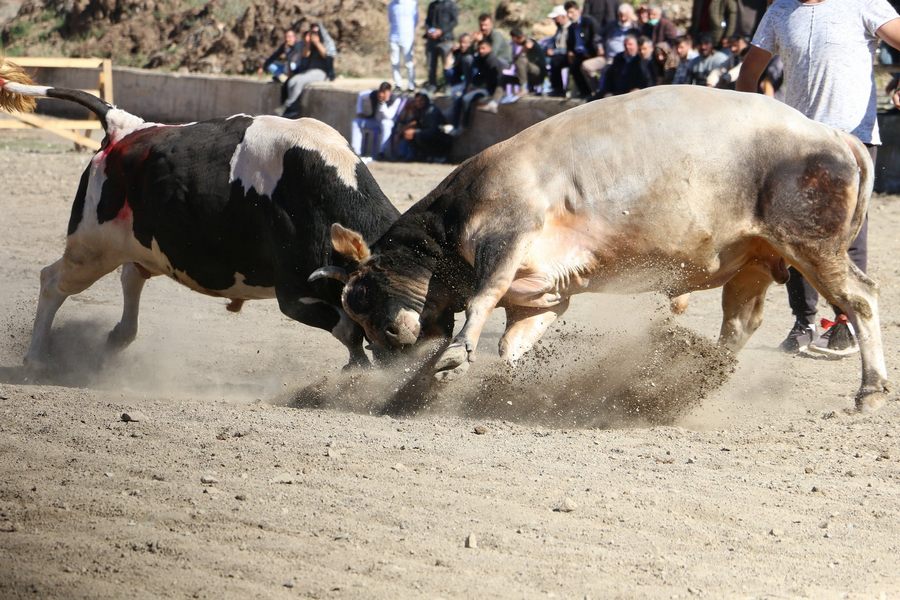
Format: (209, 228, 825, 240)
(389, 0, 419, 92)
(424, 0, 458, 92)
(736, 0, 900, 356)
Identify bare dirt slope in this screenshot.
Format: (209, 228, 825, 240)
(0, 130, 899, 599)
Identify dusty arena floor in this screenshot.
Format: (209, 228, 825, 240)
(1, 131, 899, 599)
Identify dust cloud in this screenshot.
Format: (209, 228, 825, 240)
(289, 295, 737, 428)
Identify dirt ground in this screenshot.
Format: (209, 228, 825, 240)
(0, 128, 899, 599)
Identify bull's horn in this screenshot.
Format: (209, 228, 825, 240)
(308, 266, 348, 284)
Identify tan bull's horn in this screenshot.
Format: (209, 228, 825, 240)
(308, 266, 349, 284)
(0, 58, 38, 113)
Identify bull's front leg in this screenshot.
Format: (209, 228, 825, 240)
(434, 234, 533, 382)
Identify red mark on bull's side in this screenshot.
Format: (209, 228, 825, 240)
(115, 199, 132, 222)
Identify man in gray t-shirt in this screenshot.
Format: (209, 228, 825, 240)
(736, 0, 900, 358)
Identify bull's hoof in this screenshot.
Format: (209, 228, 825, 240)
(855, 385, 890, 413)
(342, 354, 372, 372)
(106, 324, 137, 351)
(433, 343, 470, 382)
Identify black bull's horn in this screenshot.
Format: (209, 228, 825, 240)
(308, 266, 349, 284)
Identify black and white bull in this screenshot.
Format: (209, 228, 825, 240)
(316, 86, 890, 412)
(0, 63, 399, 368)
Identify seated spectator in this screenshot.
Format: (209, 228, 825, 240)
(399, 92, 453, 162)
(565, 1, 604, 99)
(444, 33, 474, 89)
(472, 13, 512, 68)
(596, 33, 653, 97)
(509, 28, 547, 96)
(638, 36, 658, 85)
(713, 35, 751, 89)
(670, 35, 693, 84)
(450, 38, 504, 131)
(544, 5, 571, 97)
(603, 3, 640, 60)
(687, 32, 729, 86)
(651, 41, 679, 84)
(351, 82, 403, 162)
(643, 6, 679, 46)
(278, 22, 338, 118)
(259, 29, 303, 82)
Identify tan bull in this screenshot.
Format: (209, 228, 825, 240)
(314, 86, 889, 412)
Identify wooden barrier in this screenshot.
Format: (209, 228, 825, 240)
(0, 57, 113, 150)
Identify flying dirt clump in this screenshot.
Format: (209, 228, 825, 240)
(289, 318, 736, 428)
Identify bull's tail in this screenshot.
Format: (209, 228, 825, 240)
(0, 57, 113, 130)
(840, 131, 874, 244)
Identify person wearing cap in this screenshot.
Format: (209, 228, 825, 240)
(545, 5, 571, 96)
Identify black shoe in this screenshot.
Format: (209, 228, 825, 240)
(779, 320, 816, 353)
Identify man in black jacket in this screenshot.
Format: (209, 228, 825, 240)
(425, 0, 459, 90)
(450, 39, 503, 131)
(565, 1, 603, 98)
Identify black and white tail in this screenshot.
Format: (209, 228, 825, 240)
(1, 57, 143, 138)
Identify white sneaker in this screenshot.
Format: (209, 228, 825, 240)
(807, 316, 859, 358)
(477, 100, 499, 114)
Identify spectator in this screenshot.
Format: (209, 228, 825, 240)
(424, 0, 458, 91)
(603, 4, 640, 59)
(636, 5, 651, 30)
(687, 32, 729, 85)
(450, 38, 504, 131)
(278, 22, 337, 118)
(545, 5, 571, 97)
(351, 82, 402, 162)
(400, 92, 453, 161)
(566, 1, 604, 98)
(260, 29, 303, 82)
(472, 14, 512, 68)
(583, 0, 620, 28)
(444, 33, 473, 88)
(731, 0, 766, 39)
(690, 0, 728, 44)
(509, 27, 547, 95)
(596, 33, 653, 96)
(389, 0, 419, 92)
(651, 41, 679, 84)
(711, 35, 750, 88)
(644, 6, 679, 46)
(670, 35, 694, 84)
(736, 0, 900, 357)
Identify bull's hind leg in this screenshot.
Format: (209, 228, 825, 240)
(107, 263, 151, 351)
(499, 301, 570, 363)
(25, 250, 121, 369)
(718, 263, 775, 352)
(792, 255, 888, 411)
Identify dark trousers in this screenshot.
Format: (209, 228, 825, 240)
(548, 53, 568, 94)
(787, 145, 875, 324)
(426, 40, 451, 87)
(569, 54, 593, 97)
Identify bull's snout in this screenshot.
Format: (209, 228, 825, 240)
(383, 309, 421, 347)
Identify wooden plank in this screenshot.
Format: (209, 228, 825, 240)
(100, 59, 114, 104)
(12, 57, 106, 69)
(0, 119, 104, 130)
(6, 112, 100, 150)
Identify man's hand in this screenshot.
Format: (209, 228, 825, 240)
(524, 38, 534, 50)
(403, 128, 417, 141)
(893, 88, 900, 109)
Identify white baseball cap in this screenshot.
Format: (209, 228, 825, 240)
(547, 5, 567, 18)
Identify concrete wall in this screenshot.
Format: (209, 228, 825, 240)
(20, 65, 900, 188)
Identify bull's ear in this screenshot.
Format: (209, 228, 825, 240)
(331, 223, 371, 262)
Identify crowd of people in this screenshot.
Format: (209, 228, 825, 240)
(258, 1, 791, 162)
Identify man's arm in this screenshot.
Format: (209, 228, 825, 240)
(735, 44, 773, 93)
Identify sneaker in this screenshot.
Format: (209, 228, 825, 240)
(477, 100, 499, 113)
(779, 320, 817, 353)
(808, 315, 859, 357)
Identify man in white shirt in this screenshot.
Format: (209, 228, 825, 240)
(351, 82, 403, 162)
(736, 0, 900, 357)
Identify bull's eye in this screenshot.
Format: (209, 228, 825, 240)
(347, 281, 372, 314)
